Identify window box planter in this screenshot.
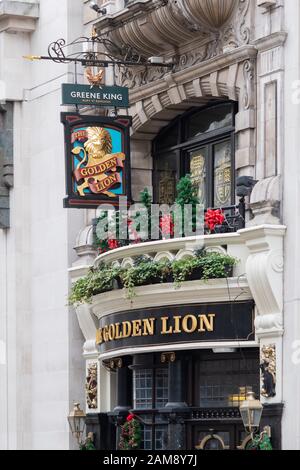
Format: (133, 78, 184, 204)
(69, 252, 238, 305)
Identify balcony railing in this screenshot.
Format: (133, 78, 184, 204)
(92, 199, 246, 256)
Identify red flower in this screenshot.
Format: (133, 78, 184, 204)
(108, 239, 119, 250)
(205, 209, 225, 232)
(126, 413, 135, 422)
(160, 214, 174, 238)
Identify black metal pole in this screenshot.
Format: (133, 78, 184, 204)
(24, 55, 173, 68)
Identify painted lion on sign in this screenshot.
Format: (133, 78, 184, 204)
(75, 126, 125, 196)
(84, 127, 113, 166)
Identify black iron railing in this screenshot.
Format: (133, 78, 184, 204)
(209, 197, 245, 234)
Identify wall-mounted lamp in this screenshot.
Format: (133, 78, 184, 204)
(67, 402, 95, 450)
(67, 403, 86, 447)
(90, 1, 107, 15)
(239, 391, 263, 436)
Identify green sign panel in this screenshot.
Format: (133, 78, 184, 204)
(61, 83, 129, 108)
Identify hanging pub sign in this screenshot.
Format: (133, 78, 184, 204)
(61, 113, 132, 208)
(61, 83, 129, 108)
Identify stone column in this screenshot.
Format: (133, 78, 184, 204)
(114, 358, 132, 412)
(110, 357, 132, 449)
(160, 353, 189, 450)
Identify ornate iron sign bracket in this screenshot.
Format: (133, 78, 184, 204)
(23, 32, 174, 70)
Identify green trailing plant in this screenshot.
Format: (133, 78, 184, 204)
(69, 252, 238, 305)
(172, 252, 236, 287)
(68, 273, 93, 306)
(172, 257, 203, 286)
(200, 251, 236, 280)
(121, 260, 164, 299)
(133, 255, 152, 266)
(69, 264, 123, 306)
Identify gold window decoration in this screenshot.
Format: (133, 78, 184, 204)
(214, 140, 232, 207)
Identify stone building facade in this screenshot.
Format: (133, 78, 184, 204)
(0, 0, 300, 450)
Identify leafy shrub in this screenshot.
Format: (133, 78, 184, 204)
(69, 252, 238, 304)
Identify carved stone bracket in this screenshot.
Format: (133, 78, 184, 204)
(75, 303, 98, 358)
(240, 225, 286, 338)
(242, 58, 256, 110)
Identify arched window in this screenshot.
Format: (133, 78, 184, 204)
(153, 102, 236, 208)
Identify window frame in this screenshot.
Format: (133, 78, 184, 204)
(132, 365, 169, 450)
(152, 102, 237, 208)
(193, 349, 260, 409)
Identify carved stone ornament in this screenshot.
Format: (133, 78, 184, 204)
(86, 362, 98, 409)
(161, 352, 176, 363)
(101, 0, 251, 89)
(243, 58, 255, 110)
(260, 344, 276, 398)
(106, 357, 123, 370)
(169, 0, 237, 31)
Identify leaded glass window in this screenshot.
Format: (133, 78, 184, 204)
(133, 369, 153, 409)
(132, 366, 168, 450)
(196, 352, 260, 408)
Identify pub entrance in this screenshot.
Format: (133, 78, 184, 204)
(130, 349, 260, 450)
(87, 348, 283, 450)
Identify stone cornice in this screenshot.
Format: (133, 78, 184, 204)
(0, 0, 39, 33)
(89, 277, 252, 320)
(254, 31, 287, 52)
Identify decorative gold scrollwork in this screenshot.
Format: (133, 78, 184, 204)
(161, 352, 176, 363)
(106, 357, 123, 371)
(260, 344, 276, 398)
(86, 363, 98, 410)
